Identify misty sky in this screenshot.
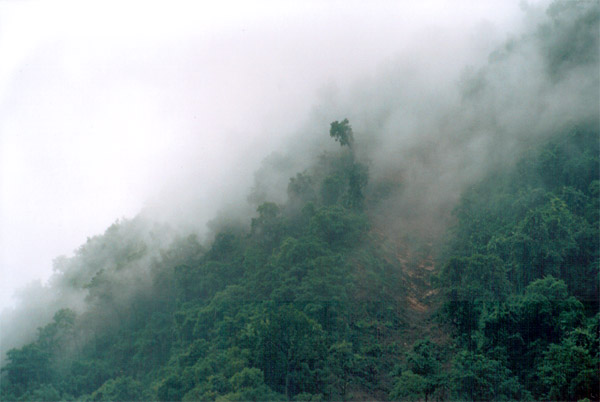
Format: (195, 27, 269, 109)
(0, 0, 533, 310)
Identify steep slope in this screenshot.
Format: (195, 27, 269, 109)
(1, 1, 598, 400)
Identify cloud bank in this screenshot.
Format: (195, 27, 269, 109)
(3, 0, 598, 363)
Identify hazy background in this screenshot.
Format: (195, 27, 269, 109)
(1, 0, 538, 313)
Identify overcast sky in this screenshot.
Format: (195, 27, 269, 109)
(0, 0, 532, 310)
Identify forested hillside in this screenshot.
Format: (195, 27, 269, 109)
(1, 1, 598, 401)
(2, 116, 598, 401)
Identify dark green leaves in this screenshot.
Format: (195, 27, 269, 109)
(329, 118, 354, 148)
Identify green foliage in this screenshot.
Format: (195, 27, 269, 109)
(309, 205, 368, 249)
(503, 197, 581, 287)
(345, 162, 368, 210)
(23, 384, 62, 402)
(447, 125, 599, 300)
(89, 376, 146, 401)
(438, 123, 599, 399)
(390, 338, 442, 401)
(329, 118, 354, 148)
(540, 0, 599, 79)
(157, 374, 185, 401)
(36, 308, 77, 353)
(2, 344, 52, 392)
(449, 351, 531, 401)
(320, 119, 368, 210)
(439, 254, 509, 348)
(1, 113, 597, 402)
(389, 370, 428, 401)
(253, 305, 326, 398)
(251, 202, 285, 250)
(217, 367, 282, 402)
(288, 172, 317, 210)
(538, 323, 600, 401)
(406, 338, 440, 379)
(326, 341, 362, 400)
(320, 174, 346, 206)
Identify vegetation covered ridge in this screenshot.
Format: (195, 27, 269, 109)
(2, 1, 599, 399)
(2, 114, 598, 401)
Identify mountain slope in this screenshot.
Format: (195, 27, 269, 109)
(1, 1, 598, 400)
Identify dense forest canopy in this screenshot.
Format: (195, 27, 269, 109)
(1, 1, 599, 401)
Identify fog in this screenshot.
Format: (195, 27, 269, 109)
(6, 0, 599, 366)
(0, 0, 532, 314)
